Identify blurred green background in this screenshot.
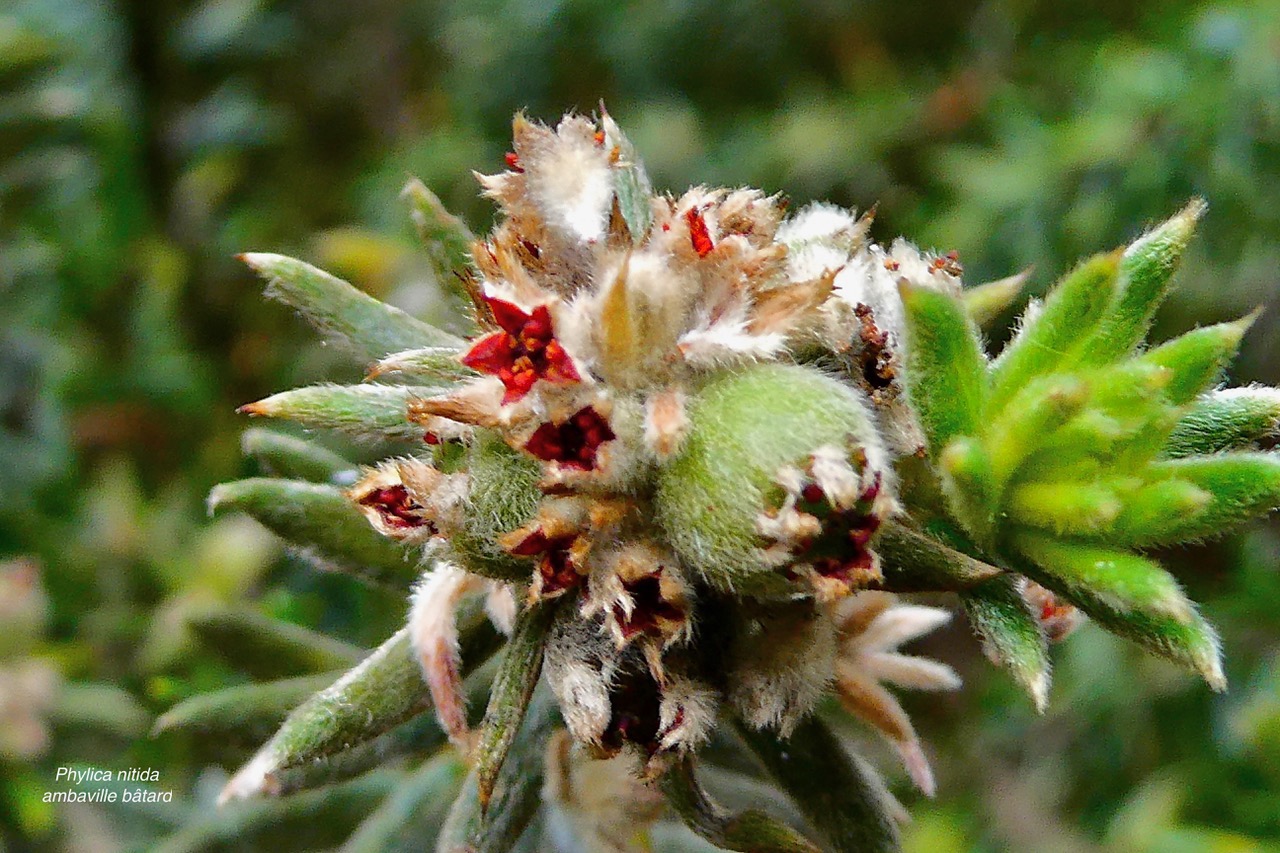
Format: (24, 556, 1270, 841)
(2, 0, 1279, 850)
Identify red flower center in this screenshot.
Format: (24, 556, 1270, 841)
(357, 485, 431, 532)
(612, 569, 686, 640)
(461, 296, 582, 404)
(507, 528, 583, 597)
(524, 407, 616, 470)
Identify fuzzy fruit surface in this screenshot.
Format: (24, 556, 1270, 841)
(656, 363, 880, 596)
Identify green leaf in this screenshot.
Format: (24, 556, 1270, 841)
(735, 716, 902, 853)
(1136, 313, 1257, 405)
(343, 753, 468, 853)
(207, 478, 421, 589)
(1009, 531, 1224, 689)
(962, 268, 1030, 329)
(874, 520, 1002, 592)
(602, 109, 655, 243)
(660, 755, 821, 853)
(1006, 480, 1124, 537)
(900, 282, 987, 457)
(239, 384, 441, 442)
(241, 252, 463, 359)
(938, 436, 997, 547)
(186, 605, 366, 679)
(402, 178, 479, 307)
(241, 428, 356, 484)
(1139, 453, 1280, 541)
(152, 673, 340, 741)
(987, 252, 1119, 413)
(218, 629, 429, 803)
(156, 773, 400, 853)
(1012, 530, 1193, 622)
(219, 600, 501, 803)
(474, 600, 558, 810)
(438, 687, 558, 853)
(1074, 200, 1206, 366)
(1108, 478, 1213, 547)
(961, 576, 1051, 711)
(368, 347, 478, 383)
(982, 374, 1089, 491)
(1165, 387, 1280, 458)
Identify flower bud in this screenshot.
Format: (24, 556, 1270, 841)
(655, 363, 892, 598)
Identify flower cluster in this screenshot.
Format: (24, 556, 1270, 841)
(205, 110, 1280, 852)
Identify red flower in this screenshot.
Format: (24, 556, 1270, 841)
(612, 569, 686, 641)
(508, 528, 583, 598)
(356, 485, 432, 532)
(461, 296, 581, 404)
(524, 407, 616, 470)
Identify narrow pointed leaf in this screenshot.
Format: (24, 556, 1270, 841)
(1006, 480, 1123, 537)
(241, 428, 356, 485)
(1165, 387, 1280, 457)
(268, 659, 497, 798)
(1109, 478, 1213, 546)
(368, 347, 478, 382)
(474, 600, 557, 810)
(187, 605, 366, 679)
(153, 673, 340, 741)
(735, 716, 902, 853)
(239, 384, 441, 442)
(155, 774, 400, 853)
(1134, 313, 1255, 405)
(1139, 453, 1280, 541)
(938, 437, 997, 546)
(1075, 200, 1206, 365)
(218, 629, 429, 802)
(402, 178, 478, 306)
(874, 520, 1002, 592)
(242, 252, 463, 358)
(661, 755, 821, 853)
(208, 478, 420, 589)
(343, 753, 468, 853)
(962, 576, 1051, 711)
(438, 687, 558, 853)
(218, 602, 500, 803)
(963, 268, 1031, 328)
(983, 375, 1089, 490)
(901, 282, 987, 457)
(988, 252, 1119, 412)
(1012, 531, 1193, 622)
(1009, 532, 1224, 689)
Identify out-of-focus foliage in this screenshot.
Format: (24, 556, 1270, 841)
(1, 0, 1276, 850)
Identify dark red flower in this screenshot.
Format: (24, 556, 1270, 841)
(461, 296, 581, 404)
(356, 484, 431, 532)
(612, 569, 686, 641)
(524, 407, 616, 470)
(685, 207, 714, 257)
(507, 528, 583, 598)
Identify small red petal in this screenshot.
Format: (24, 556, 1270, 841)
(504, 152, 524, 172)
(483, 295, 532, 334)
(524, 305, 554, 339)
(501, 370, 539, 404)
(685, 207, 714, 257)
(461, 332, 517, 374)
(424, 432, 441, 445)
(593, 130, 606, 146)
